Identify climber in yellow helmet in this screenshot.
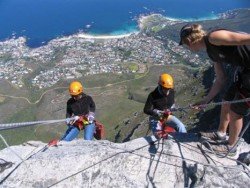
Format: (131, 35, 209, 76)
(61, 81, 96, 141)
(158, 73, 174, 89)
(144, 73, 187, 138)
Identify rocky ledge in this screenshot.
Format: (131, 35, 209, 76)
(0, 134, 250, 188)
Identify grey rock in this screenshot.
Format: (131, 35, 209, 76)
(0, 135, 250, 188)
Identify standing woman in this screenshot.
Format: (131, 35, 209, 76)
(179, 24, 250, 154)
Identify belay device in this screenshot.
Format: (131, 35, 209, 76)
(155, 110, 176, 139)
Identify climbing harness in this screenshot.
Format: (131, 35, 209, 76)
(70, 115, 105, 140)
(155, 110, 176, 139)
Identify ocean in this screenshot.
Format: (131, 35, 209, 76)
(0, 0, 249, 47)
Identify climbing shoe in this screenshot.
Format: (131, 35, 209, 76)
(199, 131, 227, 144)
(208, 144, 237, 157)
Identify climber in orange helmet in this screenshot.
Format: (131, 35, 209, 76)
(61, 81, 96, 141)
(144, 73, 187, 138)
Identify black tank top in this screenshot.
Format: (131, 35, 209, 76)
(204, 29, 250, 69)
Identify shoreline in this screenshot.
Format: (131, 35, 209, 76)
(68, 13, 219, 40)
(0, 10, 235, 46)
(78, 11, 223, 40)
(77, 32, 139, 39)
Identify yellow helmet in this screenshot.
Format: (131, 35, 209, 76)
(158, 73, 174, 89)
(69, 81, 83, 96)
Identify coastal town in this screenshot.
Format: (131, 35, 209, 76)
(0, 25, 209, 89)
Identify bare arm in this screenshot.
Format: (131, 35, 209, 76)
(209, 30, 250, 46)
(202, 62, 227, 103)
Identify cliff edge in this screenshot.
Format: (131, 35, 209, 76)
(0, 134, 250, 187)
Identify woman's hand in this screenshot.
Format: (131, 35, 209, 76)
(190, 99, 208, 110)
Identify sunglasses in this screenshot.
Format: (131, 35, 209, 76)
(180, 27, 192, 38)
(179, 25, 193, 45)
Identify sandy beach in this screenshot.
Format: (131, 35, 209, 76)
(77, 32, 138, 39)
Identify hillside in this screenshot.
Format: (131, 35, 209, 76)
(0, 64, 206, 148)
(140, 9, 250, 44)
(0, 9, 250, 148)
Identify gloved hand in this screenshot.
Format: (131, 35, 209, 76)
(153, 109, 164, 116)
(65, 118, 71, 125)
(72, 116, 80, 124)
(170, 104, 178, 111)
(87, 112, 95, 123)
(65, 116, 80, 125)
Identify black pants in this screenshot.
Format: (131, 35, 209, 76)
(223, 68, 250, 116)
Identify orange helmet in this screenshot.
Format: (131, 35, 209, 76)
(158, 73, 174, 89)
(69, 81, 83, 96)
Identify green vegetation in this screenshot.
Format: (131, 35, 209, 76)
(0, 96, 5, 103)
(4, 105, 36, 123)
(82, 72, 135, 88)
(0, 127, 37, 149)
(128, 63, 139, 72)
(0, 63, 206, 148)
(0, 106, 37, 149)
(123, 50, 132, 58)
(96, 95, 144, 141)
(151, 25, 162, 33)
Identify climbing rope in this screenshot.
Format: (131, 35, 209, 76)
(188, 98, 250, 159)
(0, 134, 24, 162)
(172, 98, 250, 160)
(0, 98, 249, 131)
(48, 136, 250, 187)
(207, 97, 250, 107)
(109, 138, 250, 177)
(199, 120, 250, 161)
(0, 143, 49, 184)
(174, 97, 250, 111)
(0, 158, 13, 173)
(0, 117, 75, 131)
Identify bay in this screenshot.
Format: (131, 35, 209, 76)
(0, 0, 249, 47)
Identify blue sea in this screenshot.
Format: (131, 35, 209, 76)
(0, 0, 249, 47)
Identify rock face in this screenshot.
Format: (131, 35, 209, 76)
(0, 134, 250, 188)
